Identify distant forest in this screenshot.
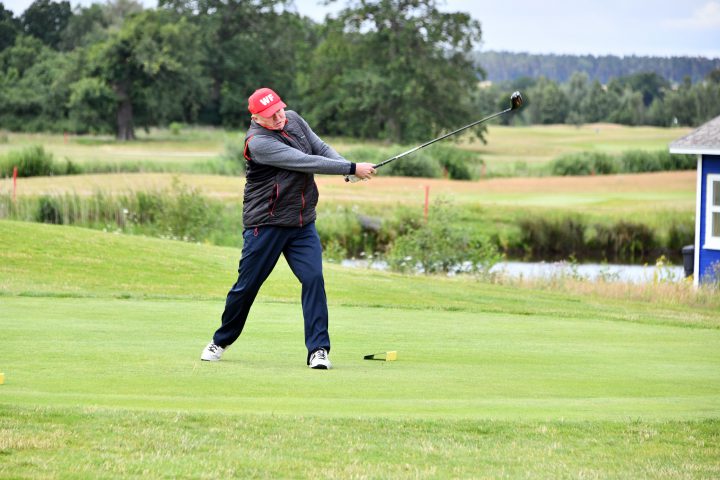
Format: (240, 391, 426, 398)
(1, 0, 719, 140)
(475, 51, 720, 84)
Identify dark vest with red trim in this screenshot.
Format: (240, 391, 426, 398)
(242, 111, 319, 228)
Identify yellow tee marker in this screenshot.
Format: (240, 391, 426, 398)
(0, 373, 5, 385)
(363, 351, 398, 361)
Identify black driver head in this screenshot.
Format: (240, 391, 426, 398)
(510, 91, 523, 110)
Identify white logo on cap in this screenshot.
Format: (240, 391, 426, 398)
(259, 94, 275, 106)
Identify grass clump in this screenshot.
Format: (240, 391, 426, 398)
(549, 150, 695, 176)
(0, 145, 57, 177)
(550, 151, 618, 176)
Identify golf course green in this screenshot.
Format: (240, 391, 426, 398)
(1, 220, 719, 478)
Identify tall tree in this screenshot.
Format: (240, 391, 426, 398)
(527, 77, 567, 124)
(301, 0, 482, 143)
(609, 72, 670, 107)
(58, 4, 109, 51)
(87, 9, 207, 140)
(0, 3, 20, 51)
(0, 35, 81, 131)
(580, 80, 615, 123)
(609, 87, 645, 125)
(158, 0, 312, 127)
(564, 72, 590, 125)
(21, 0, 72, 49)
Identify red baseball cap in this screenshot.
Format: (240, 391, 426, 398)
(248, 87, 287, 117)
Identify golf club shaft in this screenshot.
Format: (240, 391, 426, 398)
(344, 106, 512, 183)
(374, 107, 511, 169)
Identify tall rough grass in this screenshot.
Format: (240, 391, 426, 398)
(511, 216, 692, 263)
(1, 179, 223, 243)
(0, 187, 696, 266)
(549, 150, 695, 176)
(0, 145, 60, 177)
(0, 144, 246, 178)
(498, 264, 720, 314)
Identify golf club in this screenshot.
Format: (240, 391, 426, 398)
(345, 91, 524, 183)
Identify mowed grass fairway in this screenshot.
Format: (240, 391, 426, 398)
(1, 220, 719, 478)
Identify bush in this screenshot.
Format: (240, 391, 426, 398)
(430, 145, 478, 180)
(63, 159, 84, 175)
(35, 196, 63, 224)
(517, 217, 586, 260)
(549, 152, 617, 176)
(619, 150, 662, 173)
(344, 146, 386, 164)
(619, 150, 694, 173)
(1, 145, 56, 177)
(346, 145, 478, 180)
(386, 199, 500, 276)
(550, 150, 696, 177)
(317, 207, 363, 259)
(589, 221, 657, 263)
(169, 122, 183, 135)
(157, 178, 221, 242)
(667, 219, 695, 252)
(133, 191, 165, 224)
(383, 150, 443, 178)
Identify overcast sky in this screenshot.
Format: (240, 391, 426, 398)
(4, 0, 719, 58)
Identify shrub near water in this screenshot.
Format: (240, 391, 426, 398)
(387, 199, 500, 276)
(589, 221, 658, 263)
(517, 217, 586, 260)
(509, 217, 670, 263)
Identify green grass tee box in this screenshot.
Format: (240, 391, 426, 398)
(1, 220, 719, 478)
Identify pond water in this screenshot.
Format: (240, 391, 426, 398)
(489, 261, 685, 284)
(338, 259, 686, 284)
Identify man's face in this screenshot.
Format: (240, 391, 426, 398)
(253, 108, 286, 130)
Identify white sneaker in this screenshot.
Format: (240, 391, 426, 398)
(200, 342, 225, 361)
(308, 348, 332, 369)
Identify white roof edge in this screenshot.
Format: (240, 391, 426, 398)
(669, 147, 720, 155)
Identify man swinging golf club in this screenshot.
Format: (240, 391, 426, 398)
(201, 87, 376, 368)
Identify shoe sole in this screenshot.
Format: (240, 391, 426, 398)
(309, 362, 331, 369)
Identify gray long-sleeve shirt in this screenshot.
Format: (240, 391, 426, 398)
(246, 112, 353, 175)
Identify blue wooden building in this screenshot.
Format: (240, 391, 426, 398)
(670, 115, 720, 286)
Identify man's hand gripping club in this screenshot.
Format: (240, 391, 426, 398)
(345, 162, 376, 183)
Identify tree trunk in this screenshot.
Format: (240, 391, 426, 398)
(115, 83, 135, 141)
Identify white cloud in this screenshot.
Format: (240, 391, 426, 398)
(665, 1, 720, 29)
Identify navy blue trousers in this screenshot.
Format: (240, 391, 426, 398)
(212, 222, 330, 362)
